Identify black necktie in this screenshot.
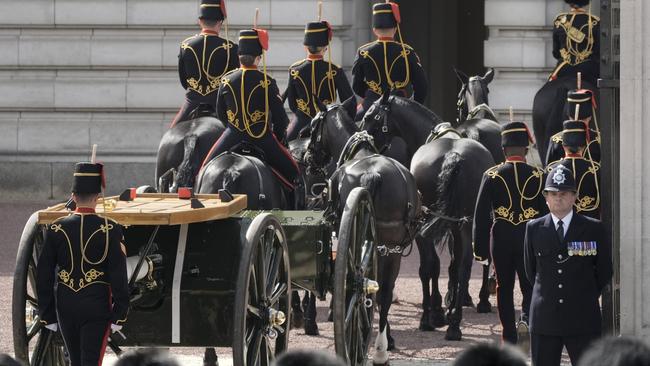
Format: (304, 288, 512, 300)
(557, 220, 564, 242)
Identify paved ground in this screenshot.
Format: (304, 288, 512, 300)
(0, 200, 554, 365)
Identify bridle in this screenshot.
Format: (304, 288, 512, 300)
(361, 98, 394, 151)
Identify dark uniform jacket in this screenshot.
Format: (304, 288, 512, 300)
(178, 32, 239, 97)
(352, 39, 427, 104)
(524, 212, 612, 336)
(551, 10, 600, 81)
(473, 159, 547, 261)
(545, 129, 601, 166)
(547, 157, 600, 219)
(36, 213, 129, 326)
(217, 67, 289, 141)
(287, 57, 354, 121)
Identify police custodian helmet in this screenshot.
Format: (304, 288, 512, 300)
(199, 0, 226, 21)
(72, 162, 104, 194)
(501, 121, 534, 147)
(544, 165, 577, 192)
(304, 21, 332, 47)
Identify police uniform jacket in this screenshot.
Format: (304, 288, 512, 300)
(545, 129, 601, 166)
(547, 157, 600, 218)
(178, 32, 239, 97)
(523, 212, 612, 336)
(473, 159, 547, 261)
(551, 10, 600, 80)
(287, 57, 354, 121)
(216, 67, 290, 141)
(352, 39, 427, 103)
(36, 212, 130, 326)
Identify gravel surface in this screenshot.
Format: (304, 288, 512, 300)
(0, 201, 556, 364)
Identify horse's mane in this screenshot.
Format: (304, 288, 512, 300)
(391, 96, 444, 125)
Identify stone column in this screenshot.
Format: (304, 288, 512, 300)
(619, 0, 650, 340)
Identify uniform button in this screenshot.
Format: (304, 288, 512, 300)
(558, 254, 563, 259)
(559, 299, 564, 304)
(558, 269, 563, 274)
(558, 284, 563, 289)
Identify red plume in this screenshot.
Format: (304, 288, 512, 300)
(390, 2, 401, 24)
(255, 28, 269, 50)
(220, 0, 227, 18)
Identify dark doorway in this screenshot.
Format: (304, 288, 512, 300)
(395, 0, 485, 121)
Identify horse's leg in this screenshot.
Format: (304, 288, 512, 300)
(460, 238, 474, 308)
(416, 236, 434, 331)
(373, 253, 400, 365)
(290, 290, 304, 329)
(476, 258, 493, 313)
(445, 227, 467, 341)
(429, 238, 446, 328)
(303, 292, 319, 335)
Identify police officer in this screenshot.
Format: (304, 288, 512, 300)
(171, 0, 239, 128)
(550, 0, 600, 83)
(286, 20, 354, 141)
(545, 89, 600, 165)
(524, 164, 612, 366)
(200, 28, 299, 190)
(351, 2, 427, 120)
(37, 162, 129, 366)
(473, 122, 546, 345)
(546, 120, 601, 219)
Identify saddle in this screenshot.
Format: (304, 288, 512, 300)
(425, 123, 466, 144)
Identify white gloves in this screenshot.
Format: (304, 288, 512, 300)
(45, 323, 58, 332)
(110, 324, 123, 333)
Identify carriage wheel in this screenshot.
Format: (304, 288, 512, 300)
(13, 213, 68, 365)
(333, 187, 378, 366)
(233, 213, 291, 366)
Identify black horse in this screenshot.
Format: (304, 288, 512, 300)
(305, 102, 420, 365)
(155, 106, 226, 192)
(409, 125, 494, 340)
(454, 68, 504, 164)
(532, 74, 597, 163)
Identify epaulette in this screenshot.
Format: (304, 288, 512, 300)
(551, 132, 563, 144)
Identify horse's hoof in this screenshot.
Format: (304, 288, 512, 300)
(431, 309, 447, 328)
(291, 311, 304, 329)
(476, 300, 492, 313)
(516, 321, 530, 355)
(419, 320, 435, 331)
(445, 326, 462, 341)
(462, 294, 475, 308)
(304, 319, 320, 336)
(327, 309, 333, 322)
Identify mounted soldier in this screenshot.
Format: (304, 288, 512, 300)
(285, 15, 354, 141)
(545, 88, 601, 165)
(36, 162, 129, 366)
(200, 26, 300, 193)
(473, 122, 547, 347)
(549, 0, 600, 84)
(546, 119, 601, 219)
(171, 0, 238, 128)
(351, 2, 427, 120)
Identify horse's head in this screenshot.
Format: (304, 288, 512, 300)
(360, 92, 395, 151)
(305, 96, 357, 172)
(455, 68, 494, 122)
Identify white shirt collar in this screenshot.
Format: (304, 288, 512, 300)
(551, 210, 573, 230)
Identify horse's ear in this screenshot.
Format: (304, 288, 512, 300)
(380, 90, 390, 105)
(342, 96, 357, 120)
(453, 67, 469, 84)
(313, 94, 326, 112)
(483, 68, 495, 84)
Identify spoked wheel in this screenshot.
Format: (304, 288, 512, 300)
(333, 187, 378, 366)
(13, 213, 68, 365)
(233, 213, 291, 366)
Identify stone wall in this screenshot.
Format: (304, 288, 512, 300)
(0, 0, 366, 200)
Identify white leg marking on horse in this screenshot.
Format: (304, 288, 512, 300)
(374, 326, 389, 364)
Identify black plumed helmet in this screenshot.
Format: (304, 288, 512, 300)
(564, 0, 590, 7)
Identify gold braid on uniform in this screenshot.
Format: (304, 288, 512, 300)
(486, 163, 544, 225)
(546, 158, 600, 213)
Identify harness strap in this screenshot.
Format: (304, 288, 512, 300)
(336, 131, 379, 168)
(467, 103, 498, 121)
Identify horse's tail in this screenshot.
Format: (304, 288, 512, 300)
(175, 134, 199, 188)
(221, 167, 241, 191)
(360, 172, 382, 197)
(429, 152, 464, 244)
